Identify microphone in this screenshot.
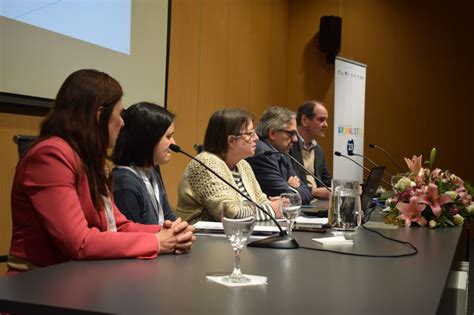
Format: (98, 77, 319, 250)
(368, 144, 404, 172)
(348, 152, 393, 177)
(169, 144, 299, 249)
(335, 151, 390, 186)
(335, 151, 370, 172)
(347, 152, 377, 167)
(264, 151, 331, 192)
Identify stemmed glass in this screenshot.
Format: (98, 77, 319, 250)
(222, 200, 256, 283)
(280, 192, 302, 236)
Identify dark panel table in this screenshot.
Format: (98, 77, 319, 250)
(0, 226, 462, 315)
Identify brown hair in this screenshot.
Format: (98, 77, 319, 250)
(39, 69, 123, 211)
(203, 108, 253, 159)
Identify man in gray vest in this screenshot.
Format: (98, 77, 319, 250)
(290, 100, 332, 200)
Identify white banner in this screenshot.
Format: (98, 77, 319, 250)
(333, 57, 367, 182)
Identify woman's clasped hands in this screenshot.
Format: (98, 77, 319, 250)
(156, 218, 196, 255)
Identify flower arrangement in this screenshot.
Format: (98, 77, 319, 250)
(384, 148, 474, 228)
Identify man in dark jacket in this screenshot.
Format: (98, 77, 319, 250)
(247, 106, 312, 205)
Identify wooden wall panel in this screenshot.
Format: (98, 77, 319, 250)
(287, 0, 341, 172)
(268, 0, 289, 109)
(0, 113, 42, 275)
(196, 0, 230, 136)
(164, 0, 289, 207)
(288, 0, 474, 182)
(162, 0, 202, 204)
(226, 0, 253, 108)
(248, 0, 274, 112)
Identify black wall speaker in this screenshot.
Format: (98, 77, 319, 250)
(318, 16, 342, 63)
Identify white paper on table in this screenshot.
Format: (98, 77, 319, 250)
(295, 216, 328, 225)
(206, 274, 267, 287)
(194, 221, 283, 235)
(312, 236, 353, 245)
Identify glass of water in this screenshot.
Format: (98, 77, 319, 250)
(222, 200, 256, 283)
(280, 192, 302, 236)
(329, 179, 361, 230)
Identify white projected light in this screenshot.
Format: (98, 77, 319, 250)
(1, 0, 168, 107)
(1, 0, 132, 55)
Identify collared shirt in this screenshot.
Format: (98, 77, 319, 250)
(296, 130, 318, 151)
(296, 131, 318, 188)
(103, 195, 117, 232)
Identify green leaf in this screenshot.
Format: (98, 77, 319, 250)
(445, 217, 455, 227)
(429, 148, 436, 168)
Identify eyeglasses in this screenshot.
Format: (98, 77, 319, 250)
(277, 129, 298, 138)
(235, 130, 257, 138)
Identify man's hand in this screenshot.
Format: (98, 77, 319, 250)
(287, 176, 301, 188)
(312, 187, 331, 200)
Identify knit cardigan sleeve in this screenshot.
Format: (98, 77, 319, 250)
(177, 152, 275, 223)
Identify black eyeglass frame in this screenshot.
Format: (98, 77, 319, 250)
(277, 129, 298, 138)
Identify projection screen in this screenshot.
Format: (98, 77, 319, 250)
(0, 0, 170, 110)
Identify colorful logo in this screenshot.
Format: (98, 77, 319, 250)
(337, 126, 363, 136)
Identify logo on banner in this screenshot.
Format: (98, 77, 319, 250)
(347, 139, 354, 155)
(336, 69, 365, 80)
(337, 125, 363, 136)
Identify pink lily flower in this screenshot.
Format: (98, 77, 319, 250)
(455, 176, 464, 186)
(404, 155, 422, 176)
(458, 191, 472, 206)
(418, 183, 452, 217)
(431, 168, 442, 179)
(397, 196, 427, 227)
(415, 176, 425, 187)
(455, 177, 466, 193)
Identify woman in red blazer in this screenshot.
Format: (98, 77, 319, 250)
(7, 69, 195, 273)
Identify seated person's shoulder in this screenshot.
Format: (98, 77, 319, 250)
(30, 137, 73, 155)
(112, 167, 142, 188)
(236, 158, 254, 172)
(24, 137, 77, 166)
(186, 151, 228, 178)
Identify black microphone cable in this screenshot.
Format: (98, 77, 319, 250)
(298, 227, 418, 258)
(298, 207, 418, 258)
(170, 144, 299, 249)
(171, 144, 418, 256)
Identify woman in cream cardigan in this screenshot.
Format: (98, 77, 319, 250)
(176, 108, 282, 224)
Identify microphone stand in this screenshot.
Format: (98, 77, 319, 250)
(335, 151, 390, 186)
(170, 144, 299, 249)
(368, 144, 404, 173)
(264, 151, 331, 192)
(348, 152, 393, 179)
(335, 151, 370, 172)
